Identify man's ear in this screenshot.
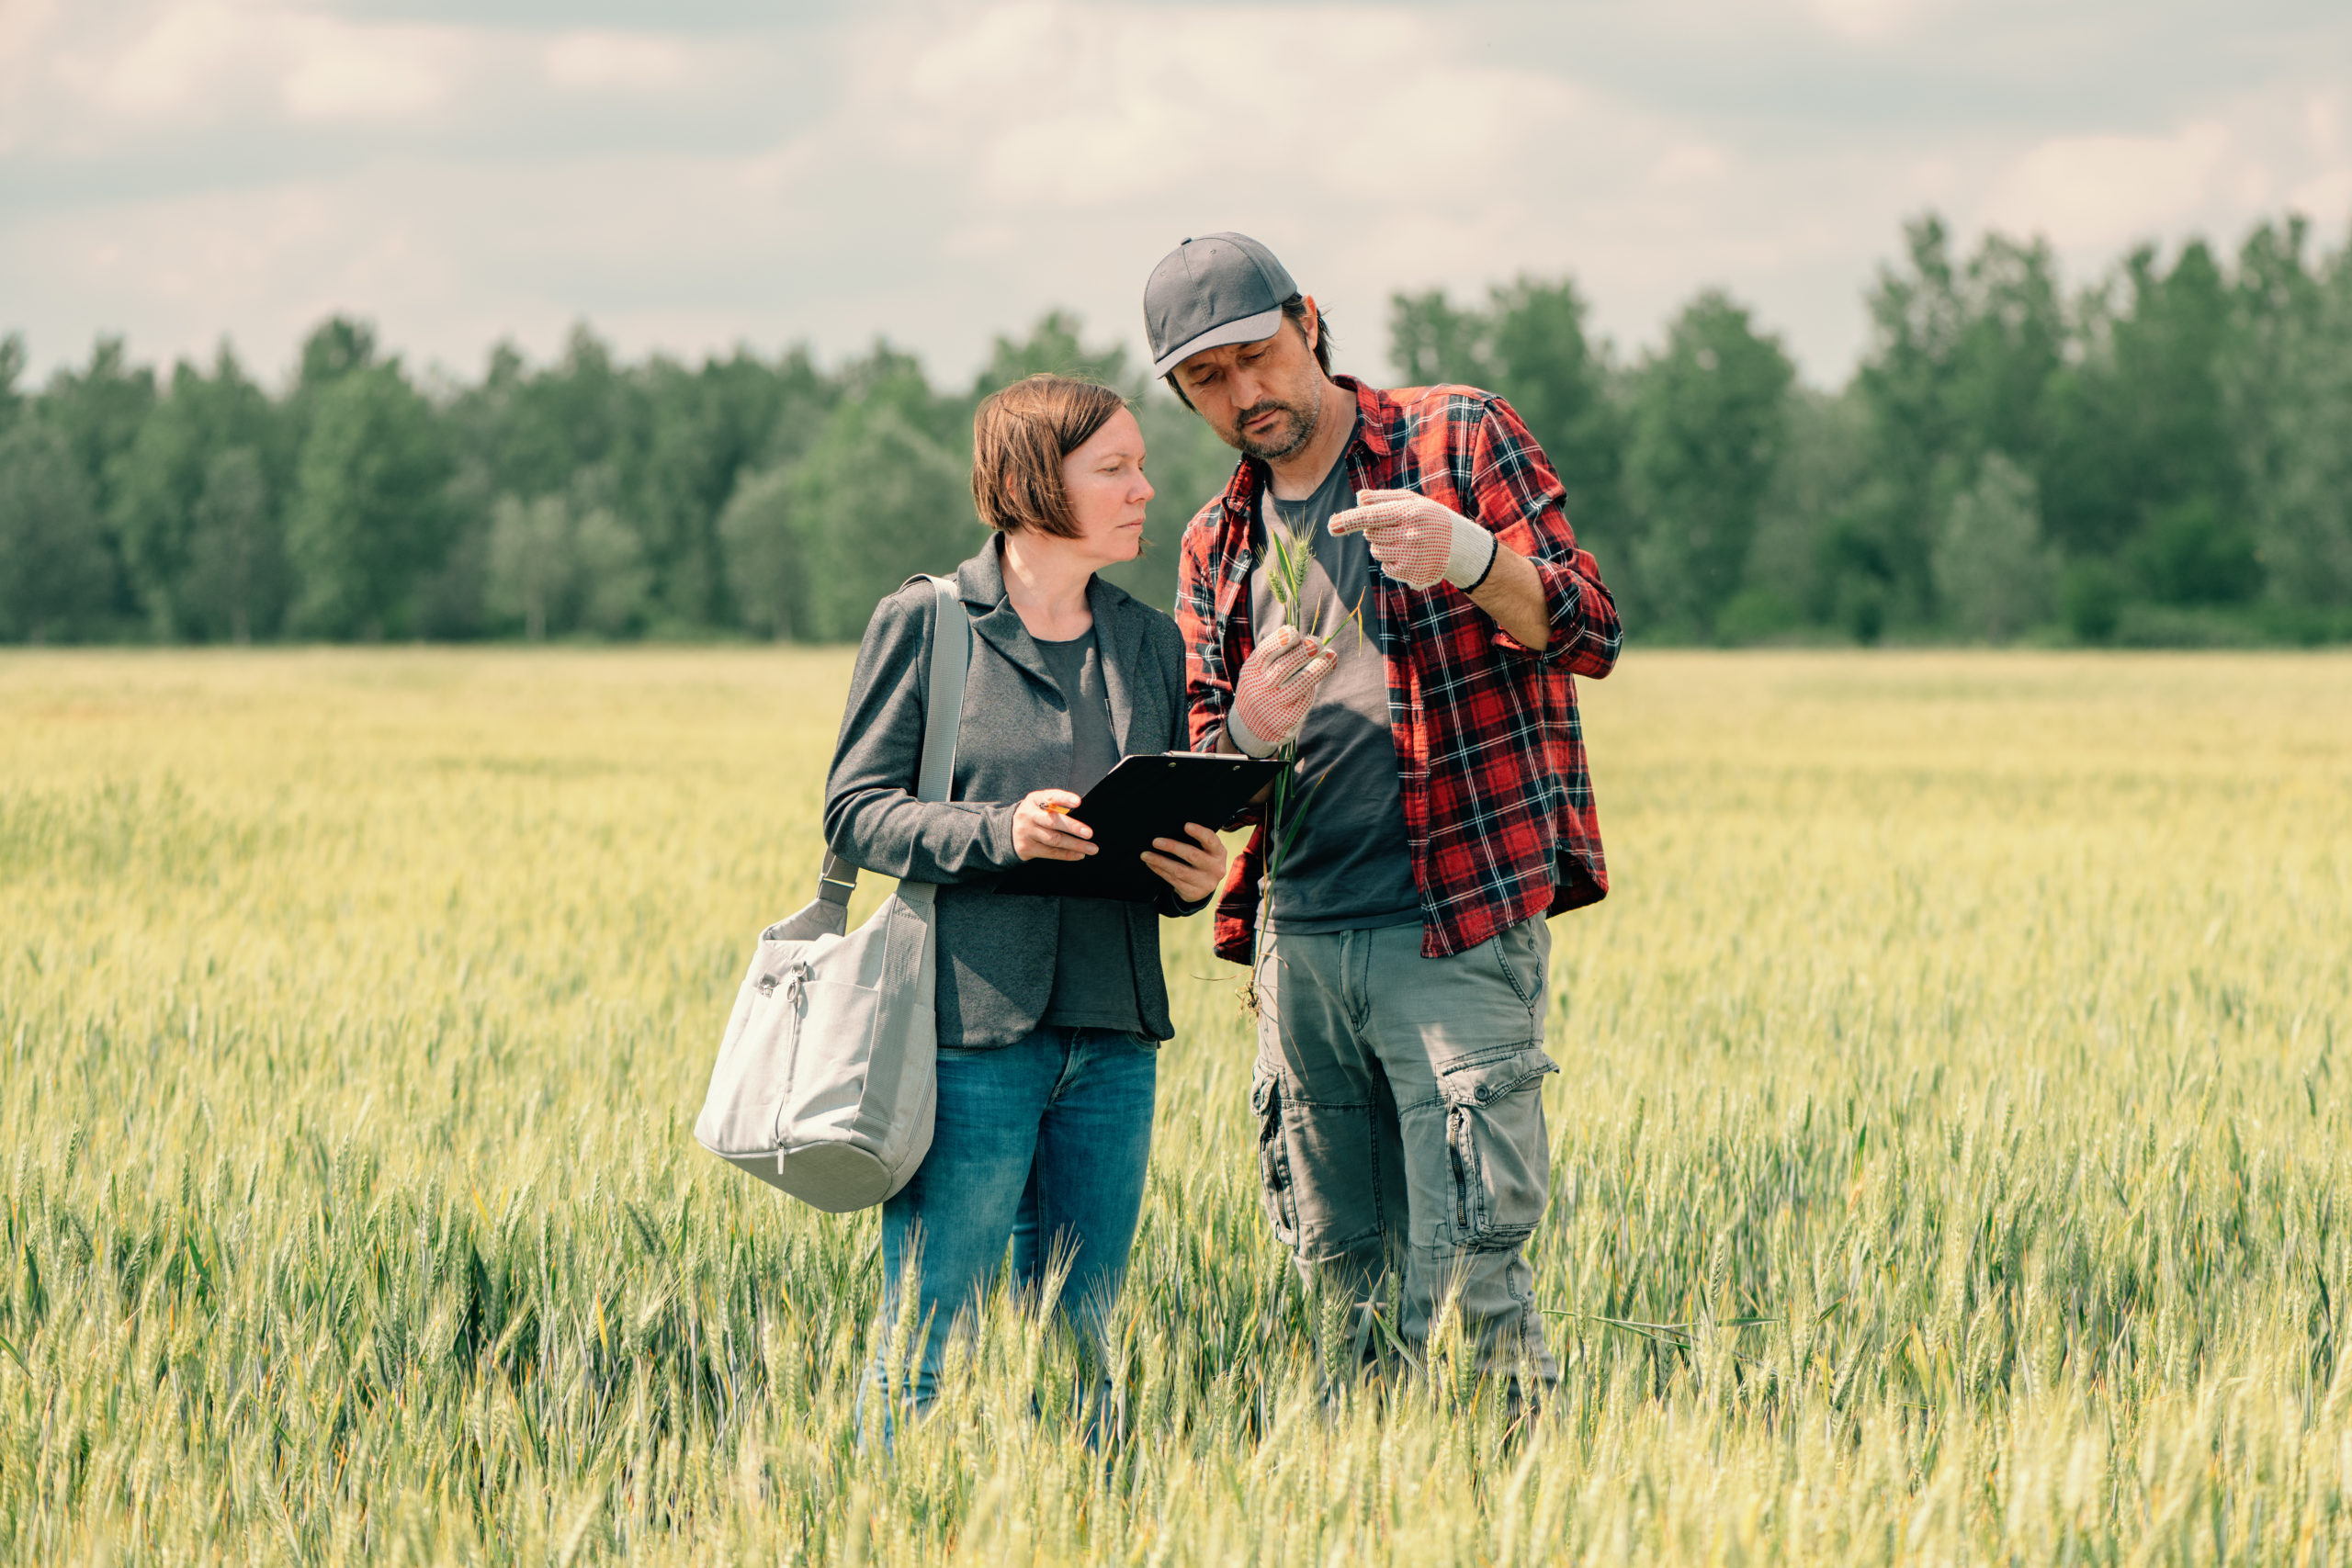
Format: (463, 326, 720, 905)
(1299, 297, 1321, 352)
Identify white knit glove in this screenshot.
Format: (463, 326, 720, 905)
(1226, 625, 1338, 758)
(1327, 488, 1498, 592)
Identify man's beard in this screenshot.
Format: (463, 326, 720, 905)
(1229, 389, 1321, 462)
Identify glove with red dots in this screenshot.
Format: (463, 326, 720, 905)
(1226, 625, 1339, 758)
(1326, 488, 1498, 592)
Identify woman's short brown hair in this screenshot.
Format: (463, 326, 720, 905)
(971, 374, 1127, 537)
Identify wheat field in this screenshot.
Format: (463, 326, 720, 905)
(3, 647, 2349, 1565)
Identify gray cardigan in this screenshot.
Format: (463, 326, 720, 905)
(822, 540, 1201, 1047)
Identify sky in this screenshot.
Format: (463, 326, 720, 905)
(3, 0, 2349, 392)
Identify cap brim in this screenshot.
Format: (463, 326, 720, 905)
(1150, 306, 1286, 378)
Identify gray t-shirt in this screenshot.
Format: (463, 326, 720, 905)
(1033, 626, 1146, 1032)
(1248, 449, 1422, 932)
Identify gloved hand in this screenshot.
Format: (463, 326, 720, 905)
(1327, 488, 1498, 592)
(1227, 625, 1338, 758)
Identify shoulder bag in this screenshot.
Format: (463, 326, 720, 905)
(694, 574, 970, 1211)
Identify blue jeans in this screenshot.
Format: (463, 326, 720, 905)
(868, 1025, 1158, 1419)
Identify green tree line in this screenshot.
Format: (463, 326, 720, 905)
(4, 210, 2349, 648)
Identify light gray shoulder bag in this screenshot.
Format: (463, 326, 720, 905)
(694, 574, 970, 1212)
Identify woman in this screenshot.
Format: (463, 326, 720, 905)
(823, 374, 1228, 1423)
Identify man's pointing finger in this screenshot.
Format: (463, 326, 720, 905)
(1329, 496, 1419, 536)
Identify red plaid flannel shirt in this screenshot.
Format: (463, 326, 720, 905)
(1175, 375, 1622, 964)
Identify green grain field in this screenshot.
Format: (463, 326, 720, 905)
(4, 648, 2350, 1565)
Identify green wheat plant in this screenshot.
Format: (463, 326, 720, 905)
(1240, 523, 1367, 1016)
(3, 646, 2350, 1564)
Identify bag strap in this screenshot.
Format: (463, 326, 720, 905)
(818, 574, 972, 906)
(913, 573, 973, 804)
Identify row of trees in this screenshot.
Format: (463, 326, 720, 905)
(1396, 213, 2352, 645)
(4, 211, 2349, 647)
(0, 310, 1212, 646)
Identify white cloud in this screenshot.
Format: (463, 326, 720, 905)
(1983, 120, 2233, 251)
(0, 0, 62, 152)
(870, 2, 1581, 210)
(2294, 92, 2352, 220)
(0, 0, 58, 63)
(2305, 94, 2340, 157)
(279, 20, 462, 121)
(543, 31, 690, 93)
(1657, 143, 1728, 185)
(1804, 0, 1947, 43)
(47, 2, 470, 126)
(55, 1, 253, 120)
(1969, 84, 2352, 279)
(6, 0, 2350, 389)
(2292, 166, 2352, 221)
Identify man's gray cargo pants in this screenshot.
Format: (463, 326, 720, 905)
(1250, 917, 1558, 1382)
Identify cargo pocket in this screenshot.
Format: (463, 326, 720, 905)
(1250, 1066, 1300, 1249)
(1438, 1047, 1557, 1252)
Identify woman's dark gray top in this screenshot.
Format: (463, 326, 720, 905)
(1032, 628, 1145, 1034)
(822, 540, 1202, 1047)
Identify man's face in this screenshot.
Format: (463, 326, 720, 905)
(1171, 307, 1327, 461)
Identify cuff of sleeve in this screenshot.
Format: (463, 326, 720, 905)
(1225, 712, 1278, 759)
(981, 802, 1023, 869)
(1491, 556, 1577, 660)
(1442, 517, 1500, 592)
(1162, 887, 1213, 918)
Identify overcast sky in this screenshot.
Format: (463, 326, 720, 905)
(4, 0, 2348, 391)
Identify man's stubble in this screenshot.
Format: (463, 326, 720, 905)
(1227, 381, 1323, 464)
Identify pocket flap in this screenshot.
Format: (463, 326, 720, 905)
(1437, 1047, 1557, 1108)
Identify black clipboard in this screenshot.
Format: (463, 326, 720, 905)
(995, 751, 1285, 903)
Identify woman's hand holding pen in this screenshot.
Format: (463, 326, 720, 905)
(1015, 786, 1228, 901)
(1012, 789, 1094, 862)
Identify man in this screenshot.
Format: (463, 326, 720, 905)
(1144, 231, 1621, 1388)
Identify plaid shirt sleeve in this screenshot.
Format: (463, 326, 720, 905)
(1379, 383, 1619, 959)
(1464, 398, 1622, 675)
(1174, 495, 1238, 751)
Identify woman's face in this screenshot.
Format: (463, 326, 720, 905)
(1057, 407, 1153, 564)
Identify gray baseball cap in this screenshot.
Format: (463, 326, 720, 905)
(1143, 232, 1298, 378)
